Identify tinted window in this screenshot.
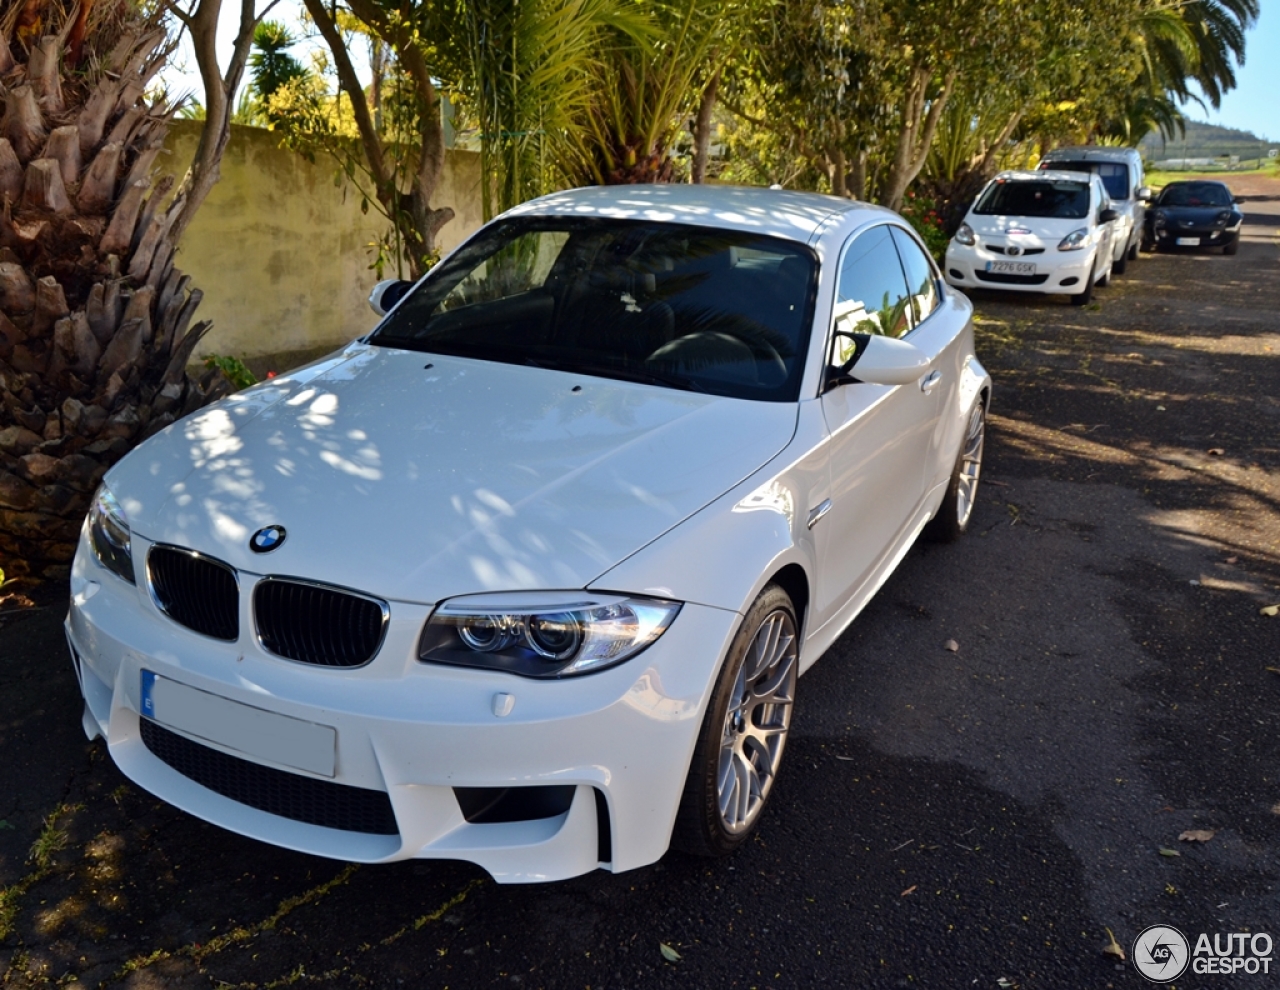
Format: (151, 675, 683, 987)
(1041, 160, 1130, 199)
(1157, 182, 1233, 208)
(830, 225, 912, 366)
(974, 179, 1090, 219)
(374, 218, 817, 402)
(889, 226, 938, 327)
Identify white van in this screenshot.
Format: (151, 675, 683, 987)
(1037, 146, 1151, 273)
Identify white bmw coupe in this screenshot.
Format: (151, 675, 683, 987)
(67, 186, 990, 883)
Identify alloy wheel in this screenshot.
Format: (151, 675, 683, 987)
(716, 609, 798, 834)
(955, 404, 986, 528)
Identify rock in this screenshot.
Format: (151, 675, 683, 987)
(18, 452, 59, 483)
(102, 406, 141, 441)
(0, 426, 43, 454)
(58, 453, 106, 493)
(42, 416, 61, 441)
(9, 404, 45, 434)
(32, 484, 80, 515)
(0, 469, 35, 510)
(61, 397, 85, 434)
(80, 404, 108, 436)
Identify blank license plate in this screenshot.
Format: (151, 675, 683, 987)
(986, 261, 1036, 275)
(1176, 237, 1201, 246)
(141, 671, 336, 777)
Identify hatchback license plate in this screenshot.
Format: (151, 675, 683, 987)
(140, 670, 336, 776)
(1176, 237, 1201, 246)
(986, 261, 1036, 275)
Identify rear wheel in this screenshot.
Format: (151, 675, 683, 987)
(925, 401, 986, 543)
(673, 585, 798, 857)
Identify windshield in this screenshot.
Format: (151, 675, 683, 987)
(1040, 160, 1130, 199)
(973, 179, 1091, 219)
(372, 218, 817, 401)
(1158, 182, 1233, 208)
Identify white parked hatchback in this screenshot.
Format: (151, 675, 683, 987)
(945, 170, 1119, 305)
(68, 186, 990, 884)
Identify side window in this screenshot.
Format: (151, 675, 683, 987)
(889, 226, 938, 328)
(831, 225, 912, 365)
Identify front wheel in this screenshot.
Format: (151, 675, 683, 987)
(1128, 239, 1139, 261)
(925, 401, 986, 543)
(1071, 262, 1095, 305)
(1224, 236, 1239, 256)
(1113, 250, 1128, 275)
(672, 585, 799, 857)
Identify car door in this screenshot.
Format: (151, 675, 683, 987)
(810, 224, 941, 633)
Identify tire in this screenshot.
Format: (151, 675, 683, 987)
(1113, 250, 1128, 275)
(1071, 262, 1095, 305)
(1128, 239, 1139, 261)
(1224, 236, 1239, 256)
(925, 400, 986, 543)
(672, 585, 799, 857)
(1098, 261, 1111, 287)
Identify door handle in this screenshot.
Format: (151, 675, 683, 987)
(920, 370, 941, 394)
(807, 499, 832, 530)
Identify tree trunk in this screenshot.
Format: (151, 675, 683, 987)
(0, 3, 233, 582)
(882, 67, 958, 212)
(691, 69, 720, 185)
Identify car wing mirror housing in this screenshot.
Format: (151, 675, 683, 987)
(369, 279, 414, 317)
(1136, 186, 1153, 202)
(827, 333, 930, 390)
(1099, 208, 1120, 223)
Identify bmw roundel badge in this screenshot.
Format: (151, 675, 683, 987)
(250, 525, 287, 553)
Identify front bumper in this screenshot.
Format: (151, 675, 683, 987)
(944, 243, 1097, 295)
(1151, 224, 1238, 247)
(67, 535, 739, 883)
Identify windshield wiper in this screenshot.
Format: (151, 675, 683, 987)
(567, 362, 708, 393)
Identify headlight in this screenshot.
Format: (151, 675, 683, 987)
(1214, 211, 1230, 226)
(419, 594, 681, 678)
(1153, 210, 1168, 226)
(88, 484, 134, 584)
(953, 223, 976, 246)
(1058, 228, 1089, 251)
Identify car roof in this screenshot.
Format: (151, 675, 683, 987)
(501, 184, 898, 245)
(994, 169, 1096, 184)
(1040, 146, 1140, 162)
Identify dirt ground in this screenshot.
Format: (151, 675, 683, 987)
(0, 176, 1277, 990)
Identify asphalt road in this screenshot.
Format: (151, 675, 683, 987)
(1, 194, 1277, 990)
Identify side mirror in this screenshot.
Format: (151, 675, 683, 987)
(369, 279, 413, 317)
(1136, 186, 1153, 202)
(826, 332, 930, 390)
(1099, 208, 1119, 224)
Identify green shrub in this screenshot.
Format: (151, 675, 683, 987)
(898, 191, 950, 264)
(203, 355, 258, 392)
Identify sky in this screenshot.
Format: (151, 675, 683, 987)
(161, 1, 1277, 139)
(1183, 1, 1278, 139)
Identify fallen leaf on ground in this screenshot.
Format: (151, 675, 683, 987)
(1159, 847, 1181, 857)
(1156, 405, 1167, 411)
(1207, 448, 1225, 456)
(659, 943, 681, 963)
(900, 885, 917, 896)
(943, 639, 959, 652)
(1265, 667, 1280, 675)
(1179, 829, 1215, 842)
(1260, 604, 1279, 617)
(1225, 556, 1238, 564)
(835, 755, 855, 761)
(1103, 927, 1126, 961)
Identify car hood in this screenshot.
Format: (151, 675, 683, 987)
(966, 214, 1094, 246)
(108, 345, 798, 604)
(1154, 205, 1234, 223)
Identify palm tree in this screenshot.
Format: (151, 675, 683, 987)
(1, 0, 227, 582)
